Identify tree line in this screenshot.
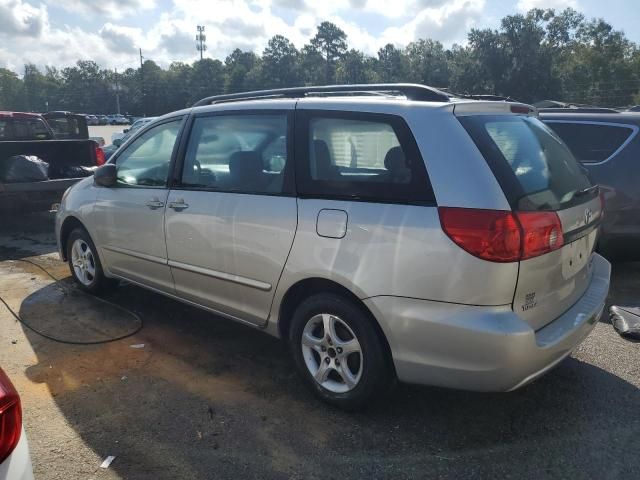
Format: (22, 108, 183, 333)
(1, 7, 639, 116)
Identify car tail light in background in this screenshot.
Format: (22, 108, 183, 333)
(95, 144, 106, 166)
(0, 368, 22, 464)
(439, 207, 564, 263)
(599, 188, 606, 220)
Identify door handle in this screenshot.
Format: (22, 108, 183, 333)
(146, 198, 165, 209)
(168, 198, 189, 211)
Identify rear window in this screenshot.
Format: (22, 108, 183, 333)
(459, 115, 593, 211)
(544, 121, 634, 163)
(11, 118, 51, 140)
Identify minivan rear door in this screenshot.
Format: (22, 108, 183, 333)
(459, 112, 603, 330)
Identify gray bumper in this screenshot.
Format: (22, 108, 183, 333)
(364, 253, 611, 392)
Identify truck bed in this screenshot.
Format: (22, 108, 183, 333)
(1, 139, 97, 212)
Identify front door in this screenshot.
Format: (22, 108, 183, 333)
(92, 118, 183, 293)
(164, 111, 297, 326)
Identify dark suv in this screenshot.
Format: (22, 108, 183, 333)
(540, 111, 640, 259)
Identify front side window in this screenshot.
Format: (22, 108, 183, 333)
(115, 119, 182, 187)
(545, 122, 634, 163)
(180, 114, 289, 194)
(296, 112, 434, 204)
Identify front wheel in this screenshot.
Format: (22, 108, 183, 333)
(289, 293, 394, 410)
(66, 228, 114, 294)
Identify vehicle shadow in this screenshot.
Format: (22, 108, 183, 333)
(15, 269, 640, 479)
(0, 211, 58, 261)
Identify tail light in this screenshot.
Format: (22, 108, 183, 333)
(95, 144, 106, 166)
(439, 207, 564, 263)
(517, 211, 564, 259)
(0, 368, 22, 464)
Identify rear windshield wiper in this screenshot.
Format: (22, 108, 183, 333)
(574, 185, 598, 197)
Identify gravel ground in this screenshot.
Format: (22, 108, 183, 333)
(0, 212, 639, 480)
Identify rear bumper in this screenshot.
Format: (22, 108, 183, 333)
(364, 253, 611, 392)
(0, 429, 34, 480)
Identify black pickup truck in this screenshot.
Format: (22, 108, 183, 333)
(0, 111, 104, 212)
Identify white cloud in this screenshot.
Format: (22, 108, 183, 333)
(45, 0, 157, 20)
(380, 0, 485, 48)
(516, 0, 578, 12)
(0, 0, 488, 72)
(0, 0, 47, 37)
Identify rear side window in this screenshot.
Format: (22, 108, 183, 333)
(459, 115, 593, 211)
(179, 113, 291, 195)
(544, 121, 634, 163)
(296, 111, 435, 205)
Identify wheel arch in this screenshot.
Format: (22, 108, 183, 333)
(277, 277, 395, 374)
(59, 216, 87, 261)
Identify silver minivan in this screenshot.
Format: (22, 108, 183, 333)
(55, 85, 611, 409)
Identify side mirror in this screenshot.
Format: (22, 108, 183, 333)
(94, 163, 117, 187)
(123, 129, 129, 134)
(113, 138, 123, 147)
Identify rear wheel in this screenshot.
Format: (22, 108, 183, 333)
(66, 228, 114, 294)
(289, 293, 393, 410)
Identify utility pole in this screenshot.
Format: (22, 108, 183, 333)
(139, 48, 145, 116)
(114, 68, 121, 115)
(196, 26, 207, 60)
(24, 65, 30, 112)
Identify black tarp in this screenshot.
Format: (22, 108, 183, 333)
(0, 155, 49, 183)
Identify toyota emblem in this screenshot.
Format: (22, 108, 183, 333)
(584, 208, 593, 225)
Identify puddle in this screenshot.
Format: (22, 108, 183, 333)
(0, 258, 142, 343)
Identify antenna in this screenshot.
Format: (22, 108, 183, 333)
(196, 26, 207, 60)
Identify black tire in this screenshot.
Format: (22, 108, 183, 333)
(289, 293, 394, 410)
(66, 227, 115, 294)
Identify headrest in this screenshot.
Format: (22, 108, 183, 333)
(313, 140, 331, 166)
(384, 146, 406, 172)
(229, 151, 262, 177)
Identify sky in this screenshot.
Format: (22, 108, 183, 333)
(1, 0, 639, 73)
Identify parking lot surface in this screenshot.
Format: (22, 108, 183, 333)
(0, 213, 639, 479)
(89, 125, 128, 146)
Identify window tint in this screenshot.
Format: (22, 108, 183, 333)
(180, 114, 289, 194)
(116, 120, 181, 187)
(297, 112, 434, 204)
(11, 119, 50, 140)
(460, 115, 593, 211)
(0, 120, 8, 140)
(47, 117, 81, 138)
(545, 122, 633, 163)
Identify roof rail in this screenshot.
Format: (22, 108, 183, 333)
(193, 83, 451, 107)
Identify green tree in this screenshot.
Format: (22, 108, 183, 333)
(225, 49, 259, 93)
(336, 49, 370, 84)
(308, 21, 348, 84)
(262, 35, 300, 88)
(0, 68, 26, 110)
(377, 44, 406, 82)
(404, 39, 450, 87)
(189, 58, 225, 104)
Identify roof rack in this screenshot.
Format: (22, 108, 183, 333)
(193, 83, 451, 107)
